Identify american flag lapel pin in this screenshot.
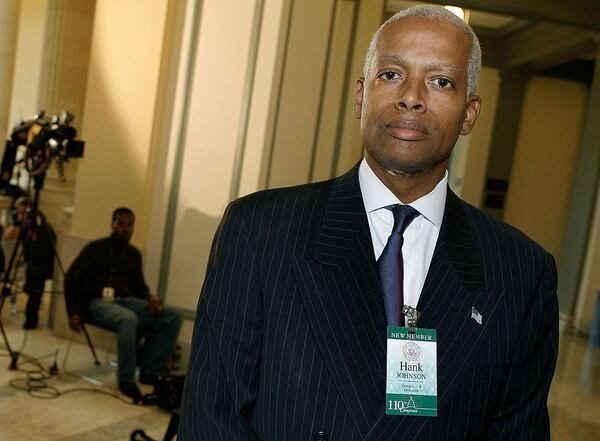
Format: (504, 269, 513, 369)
(471, 306, 483, 325)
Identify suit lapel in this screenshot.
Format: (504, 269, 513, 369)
(417, 190, 504, 409)
(370, 190, 505, 440)
(365, 190, 505, 441)
(294, 175, 505, 440)
(293, 166, 388, 438)
(367, 190, 503, 441)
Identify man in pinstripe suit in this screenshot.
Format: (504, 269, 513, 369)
(180, 5, 558, 441)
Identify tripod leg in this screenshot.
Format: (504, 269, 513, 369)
(162, 411, 180, 441)
(0, 319, 18, 369)
(0, 229, 25, 368)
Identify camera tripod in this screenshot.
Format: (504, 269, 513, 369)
(0, 182, 64, 369)
(0, 109, 82, 369)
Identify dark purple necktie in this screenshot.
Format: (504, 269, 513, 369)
(378, 204, 419, 326)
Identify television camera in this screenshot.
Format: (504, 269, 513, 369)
(0, 110, 85, 193)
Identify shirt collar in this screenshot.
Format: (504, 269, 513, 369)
(358, 157, 447, 228)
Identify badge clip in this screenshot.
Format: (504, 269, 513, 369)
(402, 305, 420, 333)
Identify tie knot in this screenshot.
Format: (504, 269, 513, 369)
(390, 204, 419, 236)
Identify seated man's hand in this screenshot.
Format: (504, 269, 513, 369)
(149, 295, 163, 316)
(69, 314, 82, 332)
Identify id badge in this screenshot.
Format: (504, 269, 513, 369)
(386, 326, 437, 416)
(102, 287, 115, 301)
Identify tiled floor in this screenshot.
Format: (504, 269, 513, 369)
(0, 305, 171, 441)
(549, 330, 600, 441)
(1, 299, 599, 440)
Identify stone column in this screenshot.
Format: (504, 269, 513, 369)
(0, 0, 21, 139)
(561, 43, 600, 322)
(481, 70, 530, 219)
(35, 0, 95, 230)
(36, 0, 95, 122)
(334, 0, 385, 176)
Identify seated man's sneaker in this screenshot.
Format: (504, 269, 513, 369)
(119, 381, 142, 404)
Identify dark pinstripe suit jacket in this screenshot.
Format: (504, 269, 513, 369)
(179, 165, 558, 441)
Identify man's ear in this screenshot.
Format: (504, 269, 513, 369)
(461, 95, 481, 135)
(354, 78, 365, 119)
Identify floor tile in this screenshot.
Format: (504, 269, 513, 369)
(0, 313, 172, 441)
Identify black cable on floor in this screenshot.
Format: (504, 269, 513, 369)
(5, 347, 137, 404)
(2, 324, 147, 405)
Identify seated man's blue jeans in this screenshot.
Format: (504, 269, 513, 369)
(88, 297, 183, 383)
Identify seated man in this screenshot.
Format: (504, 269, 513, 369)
(64, 207, 183, 402)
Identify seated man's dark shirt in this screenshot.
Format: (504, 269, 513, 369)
(64, 235, 151, 320)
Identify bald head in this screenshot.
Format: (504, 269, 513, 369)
(363, 5, 482, 96)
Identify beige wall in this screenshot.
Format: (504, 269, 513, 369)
(152, 0, 387, 321)
(160, 0, 261, 316)
(576, 186, 600, 333)
(256, 0, 384, 187)
(266, 0, 336, 187)
(504, 76, 588, 258)
(143, 0, 191, 293)
(71, 0, 170, 248)
(8, 0, 47, 127)
(0, 0, 21, 141)
(460, 67, 501, 207)
(336, 0, 385, 175)
(309, 0, 357, 182)
(238, 0, 289, 196)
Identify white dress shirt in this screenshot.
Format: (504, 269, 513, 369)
(358, 158, 447, 310)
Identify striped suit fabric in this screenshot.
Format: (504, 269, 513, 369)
(179, 164, 559, 440)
